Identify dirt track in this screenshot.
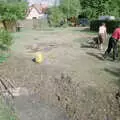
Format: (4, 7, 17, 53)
(0, 27, 120, 120)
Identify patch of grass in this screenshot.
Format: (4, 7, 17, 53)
(72, 27, 97, 35)
(0, 98, 18, 120)
(0, 53, 10, 63)
(74, 29, 97, 35)
(12, 28, 65, 38)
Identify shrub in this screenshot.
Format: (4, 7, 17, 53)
(0, 29, 13, 49)
(47, 7, 65, 27)
(62, 23, 69, 28)
(0, 1, 28, 31)
(90, 20, 120, 33)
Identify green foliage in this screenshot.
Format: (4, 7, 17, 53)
(47, 0, 120, 26)
(47, 0, 82, 27)
(0, 1, 27, 31)
(104, 0, 120, 17)
(90, 20, 120, 33)
(62, 23, 69, 28)
(80, 0, 120, 19)
(0, 98, 18, 120)
(81, 0, 108, 19)
(60, 0, 82, 18)
(0, 29, 13, 47)
(47, 7, 65, 27)
(0, 1, 27, 21)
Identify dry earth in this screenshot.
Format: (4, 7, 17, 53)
(0, 27, 120, 120)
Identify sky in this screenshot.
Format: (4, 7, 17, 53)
(27, 0, 60, 6)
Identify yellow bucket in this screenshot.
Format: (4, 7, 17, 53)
(35, 52, 44, 63)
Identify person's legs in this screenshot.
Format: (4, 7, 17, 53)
(116, 43, 119, 57)
(99, 34, 104, 50)
(112, 39, 118, 60)
(104, 37, 113, 58)
(98, 34, 101, 49)
(100, 43, 103, 50)
(105, 38, 113, 54)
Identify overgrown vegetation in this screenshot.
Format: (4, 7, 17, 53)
(0, 0, 27, 31)
(47, 0, 82, 26)
(0, 98, 18, 120)
(0, 29, 13, 63)
(60, 0, 82, 18)
(47, 7, 65, 27)
(47, 0, 120, 26)
(0, 29, 13, 48)
(81, 0, 120, 19)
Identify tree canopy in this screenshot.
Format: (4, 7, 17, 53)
(80, 0, 120, 19)
(60, 0, 82, 18)
(48, 0, 120, 23)
(0, 0, 27, 21)
(0, 0, 27, 31)
(47, 0, 120, 26)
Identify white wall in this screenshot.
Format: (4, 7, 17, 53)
(26, 8, 41, 19)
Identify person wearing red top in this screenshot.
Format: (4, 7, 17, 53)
(104, 26, 120, 60)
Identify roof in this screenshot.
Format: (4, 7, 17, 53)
(31, 4, 42, 14)
(26, 4, 48, 16)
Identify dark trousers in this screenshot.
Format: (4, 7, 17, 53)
(105, 37, 118, 60)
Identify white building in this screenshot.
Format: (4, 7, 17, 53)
(26, 4, 48, 19)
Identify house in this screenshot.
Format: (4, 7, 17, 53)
(26, 4, 48, 19)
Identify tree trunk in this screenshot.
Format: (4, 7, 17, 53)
(2, 20, 7, 30)
(2, 20, 16, 32)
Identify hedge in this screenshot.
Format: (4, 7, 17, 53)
(90, 20, 120, 33)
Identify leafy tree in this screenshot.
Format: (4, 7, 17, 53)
(0, 29, 13, 47)
(81, 0, 107, 19)
(104, 0, 120, 17)
(47, 7, 65, 27)
(47, 0, 82, 26)
(80, 0, 120, 19)
(45, 0, 120, 26)
(60, 0, 82, 18)
(0, 1, 27, 31)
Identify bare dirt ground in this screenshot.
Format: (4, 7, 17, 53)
(0, 27, 120, 120)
